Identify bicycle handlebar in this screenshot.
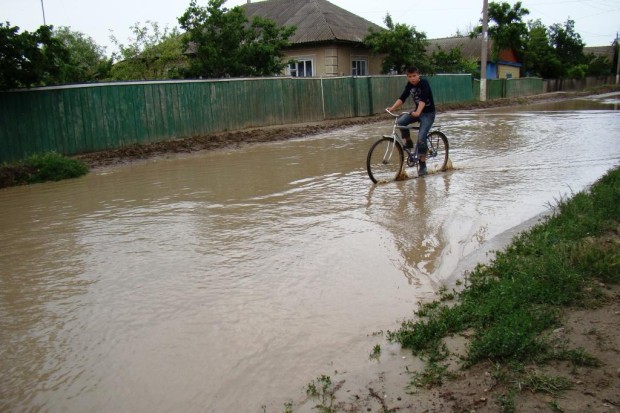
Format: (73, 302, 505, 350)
(385, 108, 412, 117)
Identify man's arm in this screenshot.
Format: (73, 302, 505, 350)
(387, 98, 404, 112)
(411, 101, 425, 117)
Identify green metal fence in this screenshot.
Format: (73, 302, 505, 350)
(472, 77, 543, 100)
(428, 74, 475, 104)
(506, 77, 543, 98)
(0, 75, 541, 163)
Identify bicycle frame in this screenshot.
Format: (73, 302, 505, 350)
(384, 109, 423, 168)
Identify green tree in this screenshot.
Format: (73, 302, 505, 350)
(473, 1, 529, 60)
(109, 21, 187, 80)
(363, 14, 430, 74)
(585, 53, 613, 77)
(548, 19, 585, 77)
(178, 0, 295, 78)
(53, 26, 112, 82)
(430, 47, 479, 76)
(522, 19, 562, 78)
(0, 23, 70, 89)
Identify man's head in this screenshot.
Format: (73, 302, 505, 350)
(406, 66, 421, 85)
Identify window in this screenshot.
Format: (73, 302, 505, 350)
(352, 58, 368, 76)
(288, 59, 313, 77)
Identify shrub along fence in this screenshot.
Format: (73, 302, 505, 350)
(1, 74, 537, 163)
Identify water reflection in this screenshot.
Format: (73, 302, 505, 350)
(1, 94, 619, 412)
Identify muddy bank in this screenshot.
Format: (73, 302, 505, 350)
(73, 88, 619, 170)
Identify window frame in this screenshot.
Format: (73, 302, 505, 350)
(351, 57, 368, 76)
(288, 57, 314, 77)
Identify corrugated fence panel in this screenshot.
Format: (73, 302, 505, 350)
(472, 78, 543, 100)
(368, 76, 407, 114)
(428, 74, 475, 104)
(352, 77, 372, 117)
(321, 77, 355, 119)
(472, 79, 504, 100)
(176, 82, 201, 137)
(472, 79, 480, 100)
(288, 78, 325, 123)
(487, 80, 505, 100)
(506, 77, 543, 98)
(100, 86, 120, 148)
(83, 86, 109, 151)
(0, 92, 21, 160)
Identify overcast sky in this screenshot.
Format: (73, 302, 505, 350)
(3, 0, 619, 56)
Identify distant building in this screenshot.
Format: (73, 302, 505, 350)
(242, 0, 384, 77)
(584, 44, 616, 61)
(426, 36, 522, 79)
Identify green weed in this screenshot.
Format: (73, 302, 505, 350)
(549, 400, 565, 412)
(518, 370, 573, 395)
(548, 346, 602, 367)
(369, 344, 381, 360)
(409, 361, 455, 390)
(1, 151, 88, 188)
(495, 389, 516, 413)
(306, 375, 336, 413)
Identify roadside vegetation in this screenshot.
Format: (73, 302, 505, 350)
(299, 166, 619, 412)
(0, 151, 88, 189)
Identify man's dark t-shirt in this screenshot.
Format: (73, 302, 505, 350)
(398, 78, 435, 113)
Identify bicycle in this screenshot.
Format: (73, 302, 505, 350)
(366, 109, 449, 183)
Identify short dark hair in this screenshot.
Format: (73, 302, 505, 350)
(406, 66, 420, 74)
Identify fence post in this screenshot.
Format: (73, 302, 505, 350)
(367, 77, 374, 115)
(351, 77, 359, 117)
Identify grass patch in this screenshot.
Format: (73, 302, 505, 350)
(408, 360, 456, 390)
(369, 344, 381, 360)
(387, 167, 620, 399)
(0, 151, 88, 188)
(518, 370, 573, 395)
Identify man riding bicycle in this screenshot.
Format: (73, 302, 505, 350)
(387, 66, 436, 176)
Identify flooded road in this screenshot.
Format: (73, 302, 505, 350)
(1, 94, 619, 412)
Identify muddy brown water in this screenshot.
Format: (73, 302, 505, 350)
(1, 93, 619, 412)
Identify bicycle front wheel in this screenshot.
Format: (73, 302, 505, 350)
(425, 131, 449, 173)
(366, 137, 404, 183)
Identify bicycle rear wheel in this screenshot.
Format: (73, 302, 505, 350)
(366, 137, 404, 183)
(425, 131, 449, 173)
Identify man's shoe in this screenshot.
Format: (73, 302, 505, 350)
(405, 139, 414, 149)
(418, 163, 428, 176)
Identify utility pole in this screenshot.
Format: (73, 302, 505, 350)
(616, 32, 619, 85)
(40, 0, 47, 25)
(480, 0, 489, 101)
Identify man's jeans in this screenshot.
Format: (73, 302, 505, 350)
(397, 111, 436, 155)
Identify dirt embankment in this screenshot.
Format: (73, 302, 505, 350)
(74, 88, 619, 170)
